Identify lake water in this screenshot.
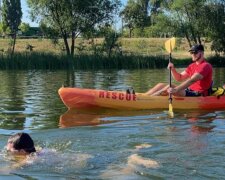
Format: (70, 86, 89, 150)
(0, 68, 225, 179)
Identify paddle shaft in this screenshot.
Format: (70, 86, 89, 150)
(165, 37, 175, 117)
(169, 53, 172, 104)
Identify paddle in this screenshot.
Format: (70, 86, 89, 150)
(165, 37, 176, 118)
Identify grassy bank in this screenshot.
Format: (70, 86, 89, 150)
(0, 37, 214, 58)
(0, 37, 223, 70)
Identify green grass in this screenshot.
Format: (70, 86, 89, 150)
(0, 37, 214, 57)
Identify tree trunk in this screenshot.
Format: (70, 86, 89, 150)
(176, 10, 192, 47)
(71, 31, 75, 56)
(129, 28, 133, 38)
(197, 34, 202, 44)
(108, 48, 111, 58)
(108, 42, 114, 58)
(190, 26, 198, 44)
(143, 0, 149, 18)
(184, 5, 197, 44)
(11, 32, 16, 56)
(62, 33, 70, 55)
(185, 33, 192, 47)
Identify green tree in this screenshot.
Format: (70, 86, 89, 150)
(121, 0, 149, 37)
(101, 26, 120, 57)
(2, 0, 22, 55)
(145, 13, 175, 37)
(149, 0, 163, 25)
(27, 0, 120, 56)
(0, 23, 3, 35)
(154, 0, 208, 47)
(203, 1, 225, 54)
(0, 22, 11, 37)
(120, 0, 163, 37)
(19, 22, 30, 35)
(159, 0, 225, 52)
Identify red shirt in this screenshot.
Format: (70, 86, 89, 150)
(185, 60, 212, 93)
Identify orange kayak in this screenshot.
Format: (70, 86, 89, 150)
(58, 87, 225, 110)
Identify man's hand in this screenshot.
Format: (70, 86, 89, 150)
(167, 87, 178, 94)
(167, 62, 174, 70)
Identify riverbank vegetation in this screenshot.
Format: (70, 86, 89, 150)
(0, 37, 213, 57)
(0, 37, 224, 70)
(0, 0, 224, 70)
(0, 52, 166, 70)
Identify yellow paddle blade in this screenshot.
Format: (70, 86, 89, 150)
(168, 103, 174, 118)
(165, 37, 176, 53)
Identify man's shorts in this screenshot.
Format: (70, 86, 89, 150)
(185, 88, 201, 97)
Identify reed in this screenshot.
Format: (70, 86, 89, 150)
(208, 56, 225, 67)
(0, 52, 170, 70)
(0, 52, 224, 70)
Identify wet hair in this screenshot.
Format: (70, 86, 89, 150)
(8, 133, 36, 153)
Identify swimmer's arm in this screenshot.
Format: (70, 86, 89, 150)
(12, 158, 27, 168)
(0, 157, 28, 174)
(0, 166, 11, 174)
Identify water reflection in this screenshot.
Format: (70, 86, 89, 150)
(183, 111, 217, 134)
(59, 109, 155, 128)
(59, 109, 106, 127)
(59, 109, 218, 136)
(0, 113, 26, 130)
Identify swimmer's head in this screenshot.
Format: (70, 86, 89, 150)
(6, 133, 36, 155)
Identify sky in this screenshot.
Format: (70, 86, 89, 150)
(21, 0, 37, 27)
(21, 0, 127, 27)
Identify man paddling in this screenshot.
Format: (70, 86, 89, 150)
(145, 44, 213, 96)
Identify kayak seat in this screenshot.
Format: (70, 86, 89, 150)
(211, 87, 225, 98)
(126, 87, 135, 94)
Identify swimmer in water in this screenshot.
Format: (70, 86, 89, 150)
(0, 133, 37, 174)
(6, 132, 36, 155)
(3, 132, 91, 172)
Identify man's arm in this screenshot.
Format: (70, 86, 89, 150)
(175, 73, 203, 92)
(167, 73, 203, 95)
(168, 62, 189, 82)
(171, 69, 189, 82)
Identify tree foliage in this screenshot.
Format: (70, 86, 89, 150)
(101, 26, 121, 57)
(162, 0, 225, 52)
(164, 0, 208, 46)
(120, 0, 225, 53)
(203, 0, 225, 54)
(27, 0, 120, 56)
(121, 0, 141, 37)
(120, 0, 150, 37)
(120, 0, 163, 37)
(2, 0, 22, 55)
(19, 22, 30, 35)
